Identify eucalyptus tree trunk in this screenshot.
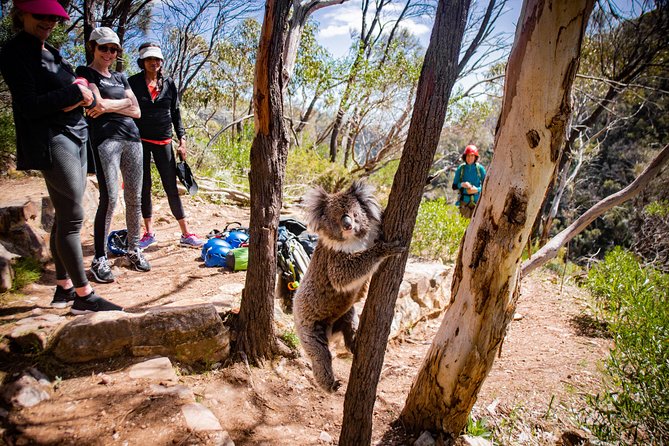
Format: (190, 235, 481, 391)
(235, 0, 291, 364)
(400, 0, 595, 436)
(338, 0, 472, 443)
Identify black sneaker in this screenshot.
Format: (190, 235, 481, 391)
(50, 285, 76, 308)
(71, 291, 123, 315)
(127, 248, 151, 272)
(90, 256, 115, 283)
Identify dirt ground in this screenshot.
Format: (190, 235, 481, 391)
(0, 175, 610, 445)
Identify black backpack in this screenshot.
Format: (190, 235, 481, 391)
(276, 218, 317, 312)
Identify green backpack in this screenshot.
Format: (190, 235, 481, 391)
(225, 247, 248, 271)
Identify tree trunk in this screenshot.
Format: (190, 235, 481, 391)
(235, 0, 291, 364)
(400, 0, 595, 436)
(338, 0, 472, 444)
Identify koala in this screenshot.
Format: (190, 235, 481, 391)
(293, 180, 405, 392)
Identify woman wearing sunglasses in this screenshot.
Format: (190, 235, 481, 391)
(0, 1, 122, 313)
(76, 27, 151, 284)
(128, 43, 204, 249)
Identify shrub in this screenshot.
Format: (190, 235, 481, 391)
(411, 198, 468, 262)
(11, 257, 42, 292)
(584, 247, 669, 444)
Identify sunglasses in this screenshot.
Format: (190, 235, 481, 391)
(31, 13, 64, 23)
(97, 45, 119, 54)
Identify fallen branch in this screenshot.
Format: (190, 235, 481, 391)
(522, 143, 669, 276)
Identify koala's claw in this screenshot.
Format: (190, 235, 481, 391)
(381, 240, 406, 257)
(330, 380, 342, 393)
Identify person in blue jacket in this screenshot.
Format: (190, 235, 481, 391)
(452, 145, 486, 219)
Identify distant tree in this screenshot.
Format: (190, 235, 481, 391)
(536, 2, 669, 246)
(154, 0, 261, 100)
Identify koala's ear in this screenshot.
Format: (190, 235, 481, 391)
(349, 180, 382, 223)
(303, 186, 329, 233)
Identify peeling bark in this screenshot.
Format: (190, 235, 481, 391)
(401, 0, 595, 436)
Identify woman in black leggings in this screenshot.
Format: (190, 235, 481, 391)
(128, 43, 204, 249)
(0, 0, 121, 313)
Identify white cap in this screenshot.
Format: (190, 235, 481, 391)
(89, 27, 121, 48)
(139, 46, 164, 60)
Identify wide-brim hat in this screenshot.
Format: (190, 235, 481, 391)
(138, 46, 163, 60)
(89, 27, 121, 48)
(14, 0, 70, 20)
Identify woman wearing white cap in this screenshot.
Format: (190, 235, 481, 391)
(0, 2, 122, 313)
(76, 27, 151, 284)
(128, 42, 204, 249)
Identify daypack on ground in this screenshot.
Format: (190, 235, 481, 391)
(277, 217, 317, 312)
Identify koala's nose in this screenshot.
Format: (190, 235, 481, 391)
(341, 214, 353, 231)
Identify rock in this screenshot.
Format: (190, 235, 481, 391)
(209, 430, 235, 446)
(147, 384, 195, 402)
(319, 431, 333, 443)
(414, 430, 436, 446)
(1, 373, 50, 408)
(390, 295, 421, 338)
(0, 243, 19, 292)
(128, 357, 178, 383)
(50, 302, 230, 364)
(9, 314, 67, 353)
(181, 403, 223, 431)
(456, 435, 493, 446)
(0, 200, 50, 262)
(561, 430, 592, 446)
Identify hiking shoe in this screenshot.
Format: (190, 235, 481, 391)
(139, 232, 156, 249)
(127, 248, 151, 272)
(50, 285, 75, 308)
(71, 291, 122, 315)
(180, 233, 204, 248)
(90, 256, 115, 283)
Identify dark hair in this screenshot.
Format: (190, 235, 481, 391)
(10, 7, 24, 32)
(137, 42, 164, 92)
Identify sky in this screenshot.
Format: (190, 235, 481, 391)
(310, 0, 524, 92)
(311, 0, 523, 57)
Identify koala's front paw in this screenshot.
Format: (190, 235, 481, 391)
(380, 240, 406, 257)
(330, 380, 342, 393)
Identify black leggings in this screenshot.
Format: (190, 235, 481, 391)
(141, 141, 185, 221)
(41, 134, 89, 288)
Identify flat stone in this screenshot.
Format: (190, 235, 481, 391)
(147, 384, 195, 402)
(181, 403, 223, 431)
(1, 374, 50, 408)
(128, 357, 178, 383)
(50, 302, 230, 364)
(414, 431, 435, 446)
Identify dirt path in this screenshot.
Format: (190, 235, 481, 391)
(0, 176, 610, 445)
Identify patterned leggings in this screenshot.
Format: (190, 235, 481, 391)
(93, 138, 143, 257)
(41, 134, 89, 287)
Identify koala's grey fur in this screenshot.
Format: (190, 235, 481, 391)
(293, 180, 404, 392)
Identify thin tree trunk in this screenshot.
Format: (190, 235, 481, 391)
(235, 0, 291, 364)
(524, 143, 669, 276)
(338, 0, 472, 443)
(401, 0, 595, 436)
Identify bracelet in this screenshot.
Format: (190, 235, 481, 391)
(84, 94, 97, 110)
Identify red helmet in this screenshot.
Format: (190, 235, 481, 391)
(463, 145, 479, 157)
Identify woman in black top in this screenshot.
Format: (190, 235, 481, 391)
(0, 0, 121, 313)
(77, 27, 151, 283)
(128, 43, 203, 249)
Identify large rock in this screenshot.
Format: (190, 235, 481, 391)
(50, 302, 230, 364)
(0, 243, 19, 292)
(0, 200, 50, 262)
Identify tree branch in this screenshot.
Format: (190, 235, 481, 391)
(523, 143, 669, 276)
